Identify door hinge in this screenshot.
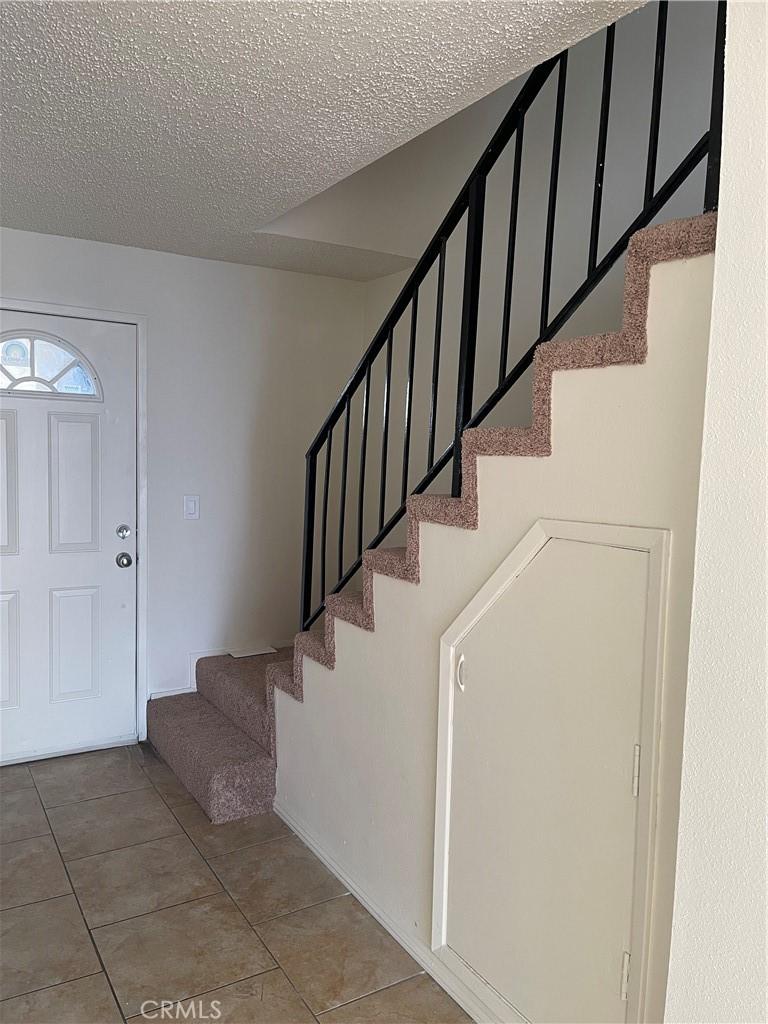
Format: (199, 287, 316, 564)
(632, 744, 641, 798)
(620, 951, 631, 1001)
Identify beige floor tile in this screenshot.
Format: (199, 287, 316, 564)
(128, 742, 162, 769)
(0, 894, 100, 999)
(93, 891, 275, 1017)
(142, 764, 194, 807)
(319, 973, 472, 1023)
(210, 834, 347, 924)
(173, 802, 290, 858)
(125, 970, 315, 1024)
(0, 767, 33, 795)
(0, 973, 122, 1024)
(30, 748, 152, 808)
(68, 832, 221, 927)
(0, 835, 71, 911)
(0, 790, 50, 845)
(256, 895, 420, 1014)
(48, 787, 181, 861)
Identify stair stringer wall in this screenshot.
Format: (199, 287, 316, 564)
(274, 231, 715, 1023)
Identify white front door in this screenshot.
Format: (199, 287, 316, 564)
(0, 309, 138, 762)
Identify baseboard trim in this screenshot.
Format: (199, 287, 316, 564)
(148, 686, 194, 699)
(274, 797, 498, 1024)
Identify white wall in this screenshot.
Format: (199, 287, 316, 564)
(664, 4, 768, 1022)
(276, 247, 716, 1023)
(0, 228, 366, 698)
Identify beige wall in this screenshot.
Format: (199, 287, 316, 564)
(664, 3, 768, 1021)
(0, 227, 366, 696)
(276, 249, 715, 1021)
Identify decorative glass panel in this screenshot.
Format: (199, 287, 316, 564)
(0, 332, 102, 400)
(1, 338, 31, 379)
(56, 363, 97, 396)
(35, 339, 75, 379)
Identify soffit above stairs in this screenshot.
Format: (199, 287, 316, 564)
(0, 0, 644, 277)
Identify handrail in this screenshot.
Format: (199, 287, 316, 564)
(305, 55, 560, 457)
(300, 0, 726, 630)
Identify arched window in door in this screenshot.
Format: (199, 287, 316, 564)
(0, 331, 102, 399)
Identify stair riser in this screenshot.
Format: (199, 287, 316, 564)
(147, 694, 275, 824)
(196, 673, 272, 751)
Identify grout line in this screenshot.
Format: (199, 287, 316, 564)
(315, 970, 427, 1016)
(40, 783, 153, 811)
(120, 965, 280, 1021)
(61, 825, 184, 865)
(88, 890, 228, 932)
(83, 885, 225, 932)
(29, 773, 129, 1023)
(0, 827, 52, 846)
(0, 969, 105, 1006)
(249, 891, 351, 928)
(41, 783, 162, 810)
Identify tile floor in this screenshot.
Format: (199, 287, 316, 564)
(0, 745, 470, 1023)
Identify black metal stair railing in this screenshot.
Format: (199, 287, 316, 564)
(300, 0, 726, 631)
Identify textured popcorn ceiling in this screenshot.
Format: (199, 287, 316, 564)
(0, 0, 643, 276)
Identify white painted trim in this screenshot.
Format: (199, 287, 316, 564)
(0, 295, 150, 741)
(274, 796, 501, 1024)
(432, 518, 670, 1023)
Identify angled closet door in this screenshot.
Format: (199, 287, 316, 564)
(433, 521, 669, 1024)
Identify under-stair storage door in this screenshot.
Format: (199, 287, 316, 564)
(0, 309, 138, 762)
(433, 522, 668, 1024)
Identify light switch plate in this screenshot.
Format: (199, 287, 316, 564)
(183, 495, 200, 520)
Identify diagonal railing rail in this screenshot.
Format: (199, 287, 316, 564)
(300, 0, 726, 630)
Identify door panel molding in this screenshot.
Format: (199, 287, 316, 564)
(0, 591, 20, 710)
(49, 585, 101, 702)
(0, 411, 19, 555)
(432, 519, 670, 1023)
(48, 411, 101, 553)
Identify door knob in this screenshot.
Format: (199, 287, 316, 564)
(116, 552, 133, 568)
(116, 524, 131, 539)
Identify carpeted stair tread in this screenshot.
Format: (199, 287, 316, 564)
(146, 692, 275, 824)
(196, 647, 293, 749)
(326, 592, 372, 630)
(408, 493, 477, 530)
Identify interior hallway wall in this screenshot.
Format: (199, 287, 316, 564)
(664, 2, 768, 1020)
(0, 228, 366, 698)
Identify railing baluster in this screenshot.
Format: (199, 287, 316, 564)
(320, 431, 333, 598)
(337, 397, 351, 581)
(540, 52, 568, 336)
(499, 121, 525, 385)
(452, 174, 486, 496)
(379, 330, 393, 531)
(589, 25, 616, 273)
(704, 0, 726, 212)
(401, 293, 418, 504)
(357, 363, 371, 558)
(645, 1, 668, 204)
(300, 451, 317, 629)
(427, 240, 446, 470)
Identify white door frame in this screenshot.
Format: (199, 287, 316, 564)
(432, 518, 671, 1024)
(0, 295, 149, 744)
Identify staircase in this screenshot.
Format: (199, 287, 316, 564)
(147, 2, 724, 823)
(147, 212, 716, 823)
